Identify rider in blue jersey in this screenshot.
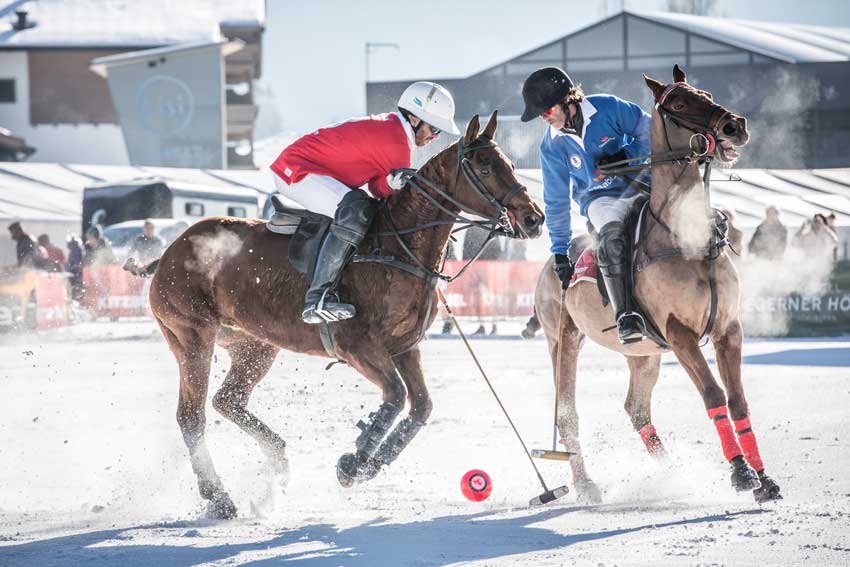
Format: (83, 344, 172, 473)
(521, 67, 651, 344)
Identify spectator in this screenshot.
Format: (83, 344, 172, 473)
(793, 213, 839, 262)
(7, 221, 48, 269)
(129, 220, 165, 262)
(67, 235, 84, 301)
(83, 225, 116, 266)
(37, 234, 66, 271)
(748, 206, 787, 261)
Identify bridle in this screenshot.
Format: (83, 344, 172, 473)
(353, 136, 530, 284)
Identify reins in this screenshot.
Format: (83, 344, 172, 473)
(353, 137, 528, 284)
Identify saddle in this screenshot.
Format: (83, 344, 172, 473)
(266, 194, 333, 280)
(568, 196, 730, 349)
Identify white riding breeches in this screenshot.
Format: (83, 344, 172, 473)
(586, 194, 642, 230)
(274, 173, 350, 219)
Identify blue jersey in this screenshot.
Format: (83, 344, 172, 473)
(540, 94, 651, 255)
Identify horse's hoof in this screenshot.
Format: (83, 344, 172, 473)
(207, 491, 238, 520)
(337, 453, 360, 488)
(575, 479, 603, 505)
(336, 452, 381, 487)
(730, 457, 761, 492)
(753, 473, 782, 503)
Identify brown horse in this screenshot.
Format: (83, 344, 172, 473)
(534, 65, 782, 504)
(146, 111, 544, 518)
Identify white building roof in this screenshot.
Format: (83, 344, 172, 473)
(637, 11, 850, 63)
(0, 0, 264, 49)
(0, 163, 275, 223)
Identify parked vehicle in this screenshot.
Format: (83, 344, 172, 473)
(102, 218, 189, 261)
(82, 178, 260, 235)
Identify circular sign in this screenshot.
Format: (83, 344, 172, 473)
(135, 75, 195, 135)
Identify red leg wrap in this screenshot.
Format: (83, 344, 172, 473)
(707, 406, 743, 462)
(733, 417, 765, 473)
(638, 424, 666, 456)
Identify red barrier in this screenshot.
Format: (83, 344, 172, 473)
(36, 272, 69, 329)
(75, 261, 544, 321)
(441, 260, 545, 317)
(82, 265, 150, 319)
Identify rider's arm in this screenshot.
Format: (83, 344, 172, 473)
(541, 141, 573, 256)
(612, 96, 652, 160)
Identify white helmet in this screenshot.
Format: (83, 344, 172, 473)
(398, 81, 460, 135)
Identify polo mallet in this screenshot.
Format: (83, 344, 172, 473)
(436, 287, 569, 507)
(531, 285, 577, 463)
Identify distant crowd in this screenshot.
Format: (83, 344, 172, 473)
(742, 207, 839, 263)
(4, 220, 166, 300)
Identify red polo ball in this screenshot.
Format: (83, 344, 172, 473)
(461, 469, 492, 502)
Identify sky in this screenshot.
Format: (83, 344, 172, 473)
(260, 0, 850, 136)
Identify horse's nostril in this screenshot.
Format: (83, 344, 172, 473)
(723, 123, 737, 136)
(525, 215, 539, 228)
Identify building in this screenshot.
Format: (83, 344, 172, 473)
(367, 10, 850, 170)
(0, 0, 265, 168)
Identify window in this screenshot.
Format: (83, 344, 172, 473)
(690, 36, 737, 54)
(627, 17, 685, 57)
(227, 206, 247, 218)
(0, 79, 15, 103)
(628, 55, 683, 71)
(567, 17, 624, 59)
(690, 52, 750, 66)
(518, 41, 563, 62)
(564, 58, 624, 72)
(185, 202, 205, 216)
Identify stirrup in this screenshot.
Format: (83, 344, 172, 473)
(617, 312, 645, 344)
(302, 288, 356, 324)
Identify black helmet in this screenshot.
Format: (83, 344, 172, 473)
(520, 67, 573, 122)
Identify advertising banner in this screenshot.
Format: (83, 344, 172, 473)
(82, 265, 150, 319)
(441, 260, 544, 317)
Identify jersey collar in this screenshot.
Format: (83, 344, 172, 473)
(394, 111, 416, 149)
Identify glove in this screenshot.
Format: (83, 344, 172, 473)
(553, 253, 574, 288)
(386, 170, 406, 191)
(596, 149, 628, 169)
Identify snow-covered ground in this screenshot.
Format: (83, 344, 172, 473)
(1, 320, 848, 566)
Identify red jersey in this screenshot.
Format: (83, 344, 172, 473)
(270, 112, 414, 199)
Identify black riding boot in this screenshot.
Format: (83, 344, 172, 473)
(596, 221, 645, 344)
(302, 190, 375, 324)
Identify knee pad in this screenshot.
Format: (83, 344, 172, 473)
(596, 221, 628, 268)
(331, 189, 376, 245)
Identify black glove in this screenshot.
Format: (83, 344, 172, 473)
(553, 253, 574, 288)
(596, 149, 628, 169)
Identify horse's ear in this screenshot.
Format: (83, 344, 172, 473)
(464, 115, 480, 145)
(643, 74, 666, 101)
(673, 64, 687, 84)
(481, 110, 498, 140)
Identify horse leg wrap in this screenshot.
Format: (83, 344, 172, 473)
(373, 418, 425, 467)
(355, 402, 401, 457)
(708, 406, 743, 462)
(638, 423, 666, 457)
(733, 417, 765, 473)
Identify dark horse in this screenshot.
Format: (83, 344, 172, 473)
(146, 112, 544, 518)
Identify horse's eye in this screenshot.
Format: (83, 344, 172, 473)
(673, 102, 686, 111)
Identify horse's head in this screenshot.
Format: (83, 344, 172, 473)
(644, 64, 749, 163)
(447, 111, 545, 239)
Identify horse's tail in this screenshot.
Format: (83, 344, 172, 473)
(123, 257, 160, 278)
